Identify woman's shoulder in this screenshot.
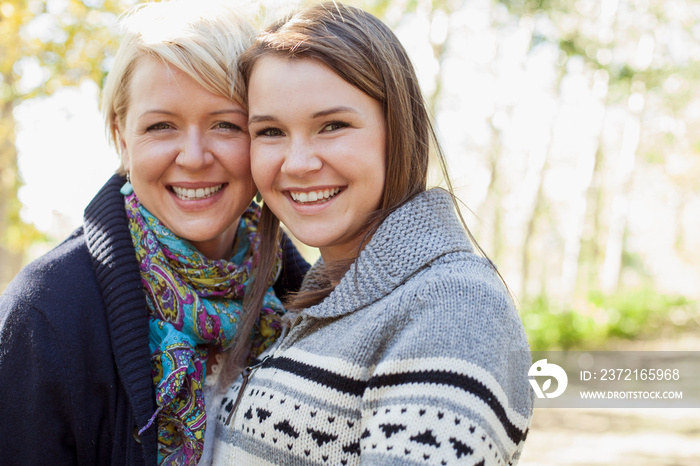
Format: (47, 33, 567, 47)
(8, 174, 132, 303)
(366, 252, 534, 461)
(407, 251, 513, 311)
(394, 250, 528, 351)
(0, 229, 110, 383)
(19, 226, 90, 276)
(1, 227, 101, 321)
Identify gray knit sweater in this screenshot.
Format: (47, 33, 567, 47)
(210, 189, 533, 465)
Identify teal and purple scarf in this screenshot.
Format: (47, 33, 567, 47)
(123, 189, 284, 465)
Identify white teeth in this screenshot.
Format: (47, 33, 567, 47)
(172, 184, 223, 201)
(290, 187, 341, 204)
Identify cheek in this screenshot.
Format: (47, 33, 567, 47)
(369, 172, 386, 208)
(128, 144, 161, 175)
(220, 140, 253, 174)
(364, 153, 386, 208)
(250, 147, 276, 191)
(129, 138, 176, 164)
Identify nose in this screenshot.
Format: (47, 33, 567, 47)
(176, 128, 213, 171)
(281, 137, 322, 178)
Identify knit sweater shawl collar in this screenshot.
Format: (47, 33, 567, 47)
(301, 188, 474, 319)
(83, 175, 157, 459)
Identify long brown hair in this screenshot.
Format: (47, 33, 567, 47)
(239, 2, 494, 309)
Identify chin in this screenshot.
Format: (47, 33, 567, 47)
(287, 232, 327, 250)
(294, 237, 328, 249)
(176, 225, 226, 244)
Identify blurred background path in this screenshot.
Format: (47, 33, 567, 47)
(521, 333, 700, 465)
(521, 407, 700, 466)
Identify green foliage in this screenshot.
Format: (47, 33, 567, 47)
(522, 295, 603, 351)
(642, 149, 665, 164)
(497, 0, 565, 15)
(522, 290, 698, 350)
(3, 193, 46, 252)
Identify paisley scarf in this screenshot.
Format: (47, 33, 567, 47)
(123, 190, 284, 465)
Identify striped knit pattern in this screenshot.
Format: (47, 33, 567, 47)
(210, 189, 534, 465)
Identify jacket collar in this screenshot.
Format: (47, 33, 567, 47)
(302, 189, 474, 319)
(83, 174, 157, 462)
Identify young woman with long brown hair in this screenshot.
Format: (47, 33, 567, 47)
(210, 3, 534, 464)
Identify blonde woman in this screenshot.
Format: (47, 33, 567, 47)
(0, 1, 308, 464)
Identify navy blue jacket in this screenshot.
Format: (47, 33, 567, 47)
(0, 175, 309, 465)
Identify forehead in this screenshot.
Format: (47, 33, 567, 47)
(124, 56, 241, 114)
(128, 56, 182, 93)
(247, 56, 374, 114)
(250, 56, 343, 90)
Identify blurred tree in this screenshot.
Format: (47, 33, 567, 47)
(0, 0, 127, 291)
(5, 0, 700, 309)
(496, 0, 700, 300)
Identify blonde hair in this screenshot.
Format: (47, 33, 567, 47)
(102, 0, 268, 383)
(101, 0, 256, 174)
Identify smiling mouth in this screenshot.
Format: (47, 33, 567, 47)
(290, 187, 342, 204)
(171, 184, 223, 201)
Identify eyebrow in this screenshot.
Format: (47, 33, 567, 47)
(139, 108, 246, 118)
(248, 114, 276, 125)
(248, 106, 358, 125)
(312, 106, 357, 118)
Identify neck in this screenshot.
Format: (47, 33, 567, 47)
(191, 234, 236, 261)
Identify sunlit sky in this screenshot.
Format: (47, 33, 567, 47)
(14, 81, 119, 240)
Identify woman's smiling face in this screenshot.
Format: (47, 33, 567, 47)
(118, 57, 256, 259)
(248, 57, 387, 264)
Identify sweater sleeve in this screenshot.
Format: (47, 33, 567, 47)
(273, 232, 310, 301)
(358, 262, 534, 465)
(0, 294, 78, 465)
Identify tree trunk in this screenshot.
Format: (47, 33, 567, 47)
(600, 98, 643, 293)
(519, 131, 549, 298)
(480, 120, 505, 266)
(559, 72, 609, 298)
(520, 66, 567, 298)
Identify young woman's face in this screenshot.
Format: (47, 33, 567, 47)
(118, 57, 256, 259)
(248, 57, 386, 263)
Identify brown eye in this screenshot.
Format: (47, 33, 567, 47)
(321, 121, 349, 132)
(257, 127, 284, 137)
